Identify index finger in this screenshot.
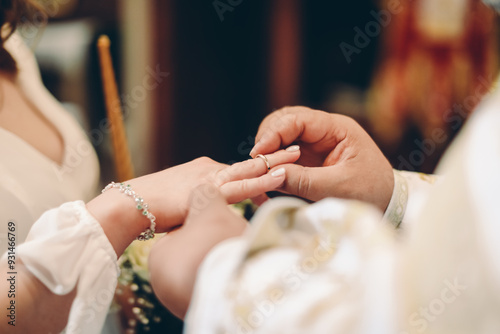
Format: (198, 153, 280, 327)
(250, 106, 345, 157)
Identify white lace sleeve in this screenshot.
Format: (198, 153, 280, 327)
(14, 201, 120, 334)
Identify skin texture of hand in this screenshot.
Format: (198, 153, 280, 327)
(250, 106, 394, 212)
(149, 184, 247, 319)
(88, 149, 299, 256)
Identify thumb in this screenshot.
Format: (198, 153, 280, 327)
(279, 164, 339, 201)
(278, 164, 313, 199)
(186, 183, 247, 229)
(187, 183, 227, 220)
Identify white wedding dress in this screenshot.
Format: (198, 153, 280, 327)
(0, 33, 100, 255)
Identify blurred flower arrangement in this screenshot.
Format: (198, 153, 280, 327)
(113, 200, 257, 333)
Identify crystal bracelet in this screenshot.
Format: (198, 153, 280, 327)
(102, 182, 156, 241)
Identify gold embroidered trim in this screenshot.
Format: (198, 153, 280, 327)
(383, 170, 409, 228)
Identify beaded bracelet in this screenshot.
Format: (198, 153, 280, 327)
(102, 182, 156, 241)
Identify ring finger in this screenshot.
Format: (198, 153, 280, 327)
(214, 146, 300, 186)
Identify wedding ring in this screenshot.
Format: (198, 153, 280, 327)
(256, 154, 271, 171)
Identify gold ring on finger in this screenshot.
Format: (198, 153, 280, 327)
(256, 154, 271, 171)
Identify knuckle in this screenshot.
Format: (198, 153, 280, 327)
(279, 106, 294, 115)
(233, 159, 252, 177)
(286, 112, 299, 127)
(282, 105, 312, 116)
(279, 105, 301, 114)
(244, 159, 257, 172)
(296, 168, 312, 199)
(233, 160, 246, 170)
(214, 168, 230, 186)
(336, 113, 358, 127)
(194, 156, 213, 164)
(240, 179, 250, 194)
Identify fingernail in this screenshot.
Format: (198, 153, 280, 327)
(249, 142, 259, 157)
(286, 145, 300, 152)
(271, 167, 285, 177)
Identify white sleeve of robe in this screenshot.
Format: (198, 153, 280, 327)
(185, 197, 399, 334)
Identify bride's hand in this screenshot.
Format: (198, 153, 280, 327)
(87, 147, 300, 255)
(150, 183, 248, 318)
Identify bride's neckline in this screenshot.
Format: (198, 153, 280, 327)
(0, 72, 66, 166)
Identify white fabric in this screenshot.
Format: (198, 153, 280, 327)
(185, 82, 500, 333)
(0, 33, 100, 255)
(382, 169, 409, 228)
(384, 169, 439, 231)
(11, 200, 120, 334)
(399, 87, 500, 334)
(185, 197, 398, 334)
(396, 170, 438, 230)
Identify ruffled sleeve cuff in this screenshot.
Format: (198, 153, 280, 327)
(15, 201, 120, 333)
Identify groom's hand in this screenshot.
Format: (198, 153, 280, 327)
(251, 106, 394, 212)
